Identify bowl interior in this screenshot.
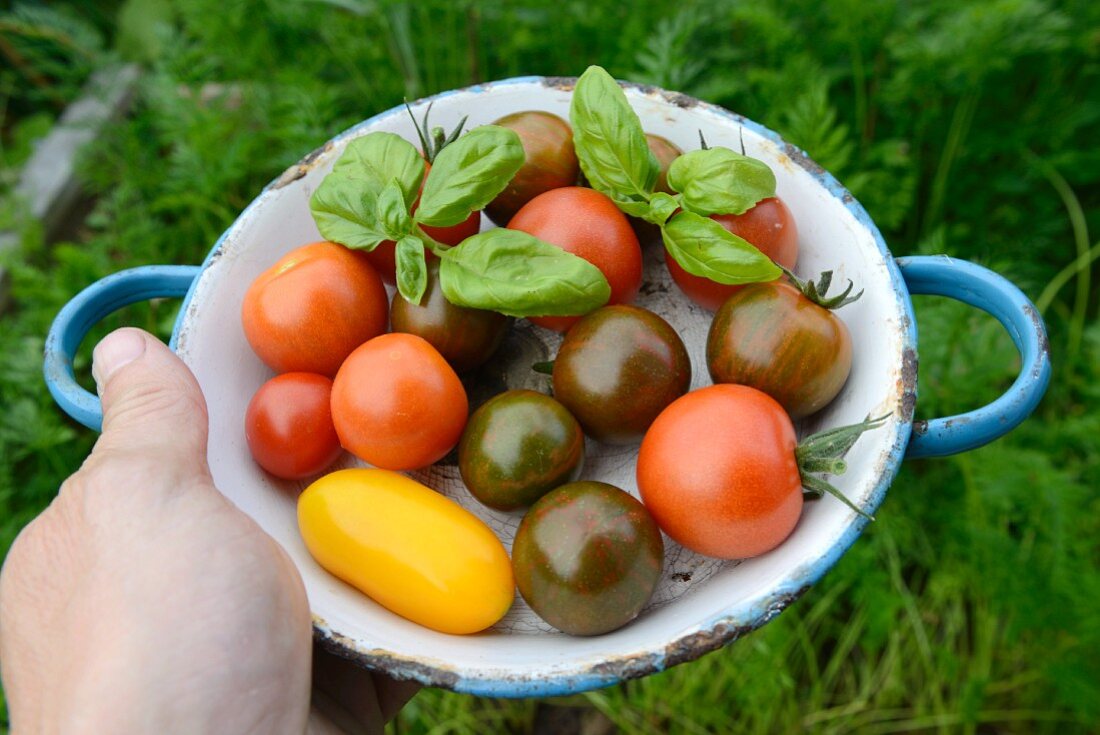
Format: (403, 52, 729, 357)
(174, 78, 914, 695)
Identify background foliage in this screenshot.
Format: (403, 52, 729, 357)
(1, 0, 1098, 732)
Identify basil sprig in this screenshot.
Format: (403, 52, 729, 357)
(310, 126, 610, 313)
(570, 65, 782, 285)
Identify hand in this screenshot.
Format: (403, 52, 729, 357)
(0, 328, 416, 733)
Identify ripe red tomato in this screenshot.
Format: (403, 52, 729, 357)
(485, 111, 579, 226)
(364, 160, 482, 284)
(636, 384, 803, 559)
(666, 196, 799, 311)
(508, 186, 643, 332)
(241, 241, 388, 377)
(245, 373, 342, 480)
(706, 281, 852, 419)
(331, 332, 468, 471)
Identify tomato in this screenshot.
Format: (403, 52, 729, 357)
(244, 373, 342, 480)
(646, 133, 682, 195)
(298, 469, 514, 634)
(552, 305, 691, 444)
(485, 111, 579, 226)
(637, 384, 802, 559)
(364, 213, 481, 285)
(330, 333, 468, 470)
(512, 481, 663, 636)
(508, 187, 643, 332)
(363, 158, 482, 284)
(458, 390, 584, 511)
(706, 281, 852, 419)
(389, 259, 510, 373)
(241, 241, 388, 376)
(667, 196, 799, 311)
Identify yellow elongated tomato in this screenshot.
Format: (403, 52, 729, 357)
(298, 469, 514, 635)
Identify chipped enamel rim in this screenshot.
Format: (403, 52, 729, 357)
(168, 76, 918, 697)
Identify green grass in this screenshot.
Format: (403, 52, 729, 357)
(1, 0, 1098, 732)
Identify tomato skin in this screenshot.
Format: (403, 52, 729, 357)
(706, 282, 852, 419)
(552, 305, 691, 445)
(508, 187, 643, 332)
(512, 481, 663, 636)
(245, 373, 342, 480)
(389, 260, 510, 373)
(667, 197, 799, 311)
(637, 384, 803, 559)
(458, 390, 584, 512)
(241, 241, 388, 376)
(331, 333, 468, 470)
(363, 211, 481, 285)
(646, 133, 682, 195)
(485, 111, 579, 226)
(298, 468, 514, 634)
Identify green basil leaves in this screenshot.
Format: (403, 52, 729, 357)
(570, 65, 780, 286)
(309, 125, 610, 316)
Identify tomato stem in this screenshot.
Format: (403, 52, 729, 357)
(404, 99, 468, 164)
(779, 265, 864, 310)
(795, 413, 891, 520)
(414, 225, 451, 257)
(531, 360, 554, 375)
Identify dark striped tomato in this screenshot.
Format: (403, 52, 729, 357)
(552, 305, 691, 444)
(390, 259, 509, 373)
(705, 281, 852, 419)
(485, 111, 579, 226)
(512, 481, 663, 636)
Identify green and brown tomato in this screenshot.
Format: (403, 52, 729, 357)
(552, 305, 691, 444)
(390, 259, 510, 373)
(458, 390, 584, 512)
(485, 111, 579, 226)
(645, 133, 682, 195)
(706, 281, 852, 419)
(512, 481, 664, 636)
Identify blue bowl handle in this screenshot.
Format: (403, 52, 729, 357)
(43, 265, 202, 432)
(897, 255, 1051, 459)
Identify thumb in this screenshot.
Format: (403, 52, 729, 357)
(90, 328, 210, 469)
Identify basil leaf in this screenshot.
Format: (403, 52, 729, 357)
(614, 198, 653, 219)
(331, 132, 425, 209)
(310, 180, 390, 251)
(416, 125, 525, 228)
(661, 211, 782, 285)
(439, 229, 611, 317)
(644, 192, 679, 226)
(378, 179, 413, 239)
(570, 65, 658, 204)
(395, 235, 428, 304)
(667, 147, 776, 216)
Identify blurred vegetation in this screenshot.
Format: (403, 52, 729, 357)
(1, 0, 1098, 732)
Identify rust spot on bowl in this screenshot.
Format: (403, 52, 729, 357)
(900, 347, 918, 423)
(782, 142, 828, 178)
(272, 140, 335, 189)
(314, 624, 461, 689)
(542, 76, 577, 91)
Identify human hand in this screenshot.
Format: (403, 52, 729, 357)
(0, 328, 416, 733)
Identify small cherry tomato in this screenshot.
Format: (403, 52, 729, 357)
(245, 373, 342, 480)
(667, 196, 799, 311)
(637, 384, 802, 559)
(298, 468, 514, 634)
(390, 259, 510, 373)
(485, 111, 579, 226)
(331, 333, 468, 470)
(241, 241, 388, 376)
(512, 481, 663, 636)
(458, 390, 584, 512)
(552, 305, 691, 444)
(646, 133, 682, 195)
(508, 186, 642, 332)
(706, 279, 853, 419)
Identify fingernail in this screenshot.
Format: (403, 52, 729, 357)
(92, 329, 147, 394)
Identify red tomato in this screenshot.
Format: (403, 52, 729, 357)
(364, 212, 481, 285)
(508, 186, 643, 332)
(636, 384, 803, 559)
(364, 160, 482, 284)
(241, 241, 388, 377)
(245, 373, 342, 480)
(331, 333, 468, 471)
(667, 196, 799, 311)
